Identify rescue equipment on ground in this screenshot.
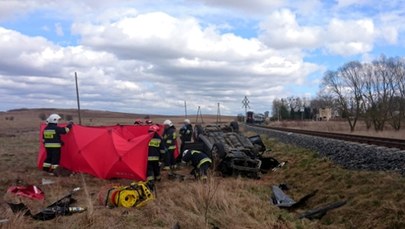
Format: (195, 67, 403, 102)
(6, 186, 85, 221)
(98, 181, 154, 208)
(7, 185, 45, 200)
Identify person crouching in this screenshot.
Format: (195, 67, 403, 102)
(182, 149, 212, 181)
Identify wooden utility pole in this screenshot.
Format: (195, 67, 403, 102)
(184, 101, 188, 119)
(216, 102, 221, 125)
(75, 72, 82, 125)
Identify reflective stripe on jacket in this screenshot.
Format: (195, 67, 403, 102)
(148, 133, 164, 161)
(163, 126, 177, 150)
(182, 150, 211, 168)
(43, 123, 70, 148)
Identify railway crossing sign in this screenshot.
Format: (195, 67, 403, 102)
(242, 96, 250, 123)
(242, 96, 250, 112)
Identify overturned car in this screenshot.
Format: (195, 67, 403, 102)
(184, 122, 281, 178)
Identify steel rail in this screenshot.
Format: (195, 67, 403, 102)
(246, 124, 405, 150)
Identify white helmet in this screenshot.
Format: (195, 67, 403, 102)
(184, 119, 191, 124)
(163, 119, 173, 127)
(182, 149, 190, 158)
(47, 114, 61, 124)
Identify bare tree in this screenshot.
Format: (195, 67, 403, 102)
(322, 61, 364, 132)
(272, 98, 290, 120)
(272, 98, 282, 121)
(311, 94, 337, 110)
(321, 56, 405, 132)
(362, 56, 397, 131)
(387, 57, 405, 130)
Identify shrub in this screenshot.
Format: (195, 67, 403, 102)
(65, 114, 73, 121)
(39, 113, 47, 121)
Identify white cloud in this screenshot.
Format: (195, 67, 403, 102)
(324, 18, 375, 55)
(194, 0, 285, 13)
(1, 1, 404, 114)
(259, 9, 379, 56)
(0, 10, 321, 114)
(259, 9, 321, 49)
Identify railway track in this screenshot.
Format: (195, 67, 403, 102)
(247, 124, 405, 150)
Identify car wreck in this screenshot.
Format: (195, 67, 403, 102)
(184, 122, 281, 178)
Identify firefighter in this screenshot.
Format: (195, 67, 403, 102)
(147, 125, 164, 190)
(178, 119, 193, 163)
(162, 120, 177, 170)
(182, 149, 212, 181)
(42, 114, 73, 174)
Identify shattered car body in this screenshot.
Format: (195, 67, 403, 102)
(185, 122, 278, 178)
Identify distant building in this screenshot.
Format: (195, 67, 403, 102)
(318, 108, 332, 121)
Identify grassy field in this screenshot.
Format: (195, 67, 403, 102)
(269, 120, 405, 139)
(0, 109, 404, 228)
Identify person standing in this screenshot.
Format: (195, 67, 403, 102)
(42, 114, 72, 174)
(146, 125, 165, 190)
(162, 120, 177, 170)
(178, 119, 193, 163)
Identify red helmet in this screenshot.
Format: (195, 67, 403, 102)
(134, 119, 143, 125)
(148, 125, 160, 133)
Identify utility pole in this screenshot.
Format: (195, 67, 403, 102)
(184, 101, 188, 119)
(196, 106, 204, 124)
(75, 72, 82, 125)
(216, 102, 221, 125)
(241, 96, 250, 123)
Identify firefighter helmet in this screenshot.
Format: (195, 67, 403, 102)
(182, 149, 190, 158)
(184, 119, 191, 124)
(148, 125, 160, 133)
(163, 119, 173, 127)
(47, 114, 61, 124)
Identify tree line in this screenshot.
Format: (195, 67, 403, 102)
(271, 55, 405, 132)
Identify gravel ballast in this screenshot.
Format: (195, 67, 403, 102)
(246, 125, 405, 175)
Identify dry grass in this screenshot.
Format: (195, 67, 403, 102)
(269, 120, 405, 139)
(258, 137, 405, 229)
(0, 109, 404, 228)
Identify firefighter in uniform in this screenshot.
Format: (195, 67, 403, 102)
(178, 119, 193, 163)
(147, 125, 165, 188)
(162, 120, 177, 170)
(42, 114, 73, 174)
(182, 149, 212, 181)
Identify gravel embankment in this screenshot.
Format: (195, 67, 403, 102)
(246, 126, 405, 175)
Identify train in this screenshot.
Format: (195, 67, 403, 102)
(246, 111, 265, 124)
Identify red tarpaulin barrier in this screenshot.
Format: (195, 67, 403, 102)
(38, 124, 179, 180)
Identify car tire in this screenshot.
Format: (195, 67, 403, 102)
(211, 143, 226, 159)
(230, 121, 239, 132)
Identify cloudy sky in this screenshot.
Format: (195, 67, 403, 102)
(0, 0, 404, 115)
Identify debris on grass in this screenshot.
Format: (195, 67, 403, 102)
(298, 200, 347, 220)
